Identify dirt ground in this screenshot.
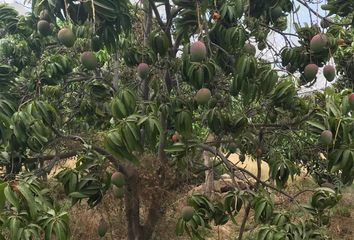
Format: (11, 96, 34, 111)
(51, 155, 354, 240)
(328, 187, 354, 240)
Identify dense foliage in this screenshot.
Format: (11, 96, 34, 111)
(0, 0, 353, 239)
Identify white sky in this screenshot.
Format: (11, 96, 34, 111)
(2, 0, 29, 14)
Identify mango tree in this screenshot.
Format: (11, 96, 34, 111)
(0, 0, 353, 239)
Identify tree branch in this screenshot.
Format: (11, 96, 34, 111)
(41, 126, 130, 177)
(252, 109, 316, 130)
(238, 203, 251, 240)
(27, 151, 79, 163)
(259, 23, 297, 47)
(198, 144, 294, 200)
(147, 0, 166, 30)
(92, 145, 129, 177)
(295, 0, 350, 26)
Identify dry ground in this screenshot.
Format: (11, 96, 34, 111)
(48, 155, 354, 240)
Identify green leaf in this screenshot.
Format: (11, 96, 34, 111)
(45, 220, 55, 240)
(4, 185, 20, 209)
(255, 201, 266, 222)
(306, 120, 325, 132)
(68, 173, 78, 193)
(68, 192, 89, 199)
(9, 217, 20, 239)
(126, 122, 140, 142)
(53, 222, 67, 240)
(175, 217, 185, 236)
(0, 182, 7, 211)
(327, 100, 341, 117)
(121, 124, 138, 152)
(329, 149, 344, 172)
(17, 183, 37, 218)
(164, 143, 186, 153)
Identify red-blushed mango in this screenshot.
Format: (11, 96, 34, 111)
(111, 172, 125, 187)
(323, 64, 336, 82)
(310, 34, 328, 52)
(349, 93, 354, 110)
(181, 206, 195, 221)
(171, 134, 178, 142)
(80, 51, 97, 70)
(244, 43, 256, 56)
(304, 64, 318, 80)
(37, 20, 51, 36)
(137, 63, 149, 79)
(112, 185, 125, 198)
(304, 63, 318, 80)
(320, 130, 333, 145)
(58, 28, 76, 48)
(190, 41, 207, 62)
(195, 88, 211, 105)
(97, 219, 108, 237)
(212, 10, 221, 21)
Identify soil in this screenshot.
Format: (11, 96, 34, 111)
(49, 155, 354, 240)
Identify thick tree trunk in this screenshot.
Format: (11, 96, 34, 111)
(124, 166, 165, 240)
(123, 1, 175, 239)
(125, 168, 144, 240)
(142, 193, 163, 239)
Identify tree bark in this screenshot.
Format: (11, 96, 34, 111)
(123, 2, 165, 240)
(143, 1, 152, 46)
(203, 151, 214, 198)
(125, 167, 144, 240)
(125, 181, 164, 240)
(238, 203, 251, 240)
(142, 0, 152, 98)
(238, 130, 264, 240)
(203, 134, 215, 198)
(142, 193, 163, 239)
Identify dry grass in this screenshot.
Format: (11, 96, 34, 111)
(68, 193, 128, 240)
(328, 186, 354, 240)
(46, 156, 354, 240)
(65, 186, 354, 240)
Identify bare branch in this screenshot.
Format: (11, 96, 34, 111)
(295, 0, 349, 26)
(252, 109, 316, 130)
(198, 144, 294, 200)
(27, 151, 79, 163)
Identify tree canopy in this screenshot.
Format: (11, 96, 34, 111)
(0, 0, 353, 239)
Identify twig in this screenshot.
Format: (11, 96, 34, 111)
(198, 144, 294, 200)
(295, 0, 349, 27)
